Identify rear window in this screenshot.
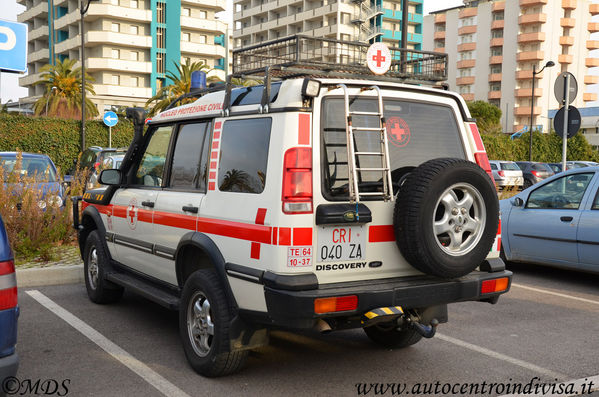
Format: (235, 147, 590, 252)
(500, 162, 520, 171)
(490, 163, 498, 170)
(321, 97, 465, 199)
(532, 163, 552, 172)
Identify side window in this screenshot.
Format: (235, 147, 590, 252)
(592, 188, 599, 210)
(490, 163, 498, 170)
(526, 173, 594, 210)
(169, 121, 211, 190)
(134, 126, 173, 187)
(218, 118, 271, 193)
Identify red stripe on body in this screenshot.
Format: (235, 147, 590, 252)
(214, 121, 222, 130)
(212, 141, 219, 150)
(255, 208, 267, 225)
(209, 182, 216, 191)
(250, 242, 261, 259)
(213, 130, 221, 139)
(197, 217, 271, 244)
(298, 113, 310, 145)
(293, 228, 312, 245)
(368, 225, 395, 242)
(153, 211, 197, 231)
(272, 227, 278, 245)
(278, 228, 291, 245)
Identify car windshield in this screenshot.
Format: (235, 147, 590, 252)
(500, 162, 520, 171)
(0, 156, 58, 182)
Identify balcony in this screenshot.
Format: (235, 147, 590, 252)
(457, 59, 475, 69)
(519, 13, 547, 25)
(584, 93, 598, 102)
(519, 0, 547, 6)
(461, 93, 475, 101)
(587, 40, 599, 50)
(488, 91, 501, 99)
(562, 0, 576, 9)
(434, 31, 445, 40)
(434, 14, 446, 24)
(28, 48, 49, 63)
(590, 3, 599, 15)
(558, 54, 573, 64)
(456, 76, 475, 85)
(516, 70, 543, 80)
(29, 25, 49, 41)
(489, 55, 503, 64)
(490, 38, 503, 47)
(584, 75, 599, 84)
(87, 58, 152, 74)
(514, 106, 541, 116)
(559, 36, 574, 46)
(517, 51, 544, 61)
(586, 58, 599, 67)
(181, 17, 227, 34)
(515, 88, 542, 98)
(458, 25, 477, 35)
(181, 42, 227, 57)
(491, 20, 504, 29)
(94, 85, 152, 99)
(435, 47, 445, 53)
(86, 4, 151, 23)
(181, 0, 226, 11)
(458, 42, 476, 52)
(17, 1, 47, 23)
(489, 73, 502, 82)
(589, 23, 599, 32)
(560, 18, 576, 28)
(86, 31, 152, 48)
(19, 72, 42, 88)
(492, 1, 505, 12)
(459, 8, 477, 18)
(518, 32, 545, 43)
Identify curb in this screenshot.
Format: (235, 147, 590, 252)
(16, 264, 84, 288)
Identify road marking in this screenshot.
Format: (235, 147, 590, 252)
(436, 333, 567, 380)
(512, 283, 599, 306)
(500, 374, 599, 397)
(26, 290, 191, 397)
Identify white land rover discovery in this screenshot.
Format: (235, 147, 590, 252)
(74, 36, 511, 377)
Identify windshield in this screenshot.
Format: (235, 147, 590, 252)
(321, 97, 465, 198)
(0, 156, 58, 182)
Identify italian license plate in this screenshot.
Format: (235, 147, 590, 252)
(317, 225, 366, 262)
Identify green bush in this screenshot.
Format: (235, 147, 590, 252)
(0, 113, 134, 174)
(482, 130, 599, 163)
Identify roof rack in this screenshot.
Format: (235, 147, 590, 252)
(222, 35, 448, 115)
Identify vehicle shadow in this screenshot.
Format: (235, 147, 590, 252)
(506, 261, 599, 296)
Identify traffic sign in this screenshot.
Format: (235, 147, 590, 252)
(554, 72, 577, 105)
(0, 19, 27, 73)
(554, 105, 581, 139)
(103, 111, 119, 127)
(366, 43, 391, 75)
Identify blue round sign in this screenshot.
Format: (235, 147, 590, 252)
(103, 111, 118, 127)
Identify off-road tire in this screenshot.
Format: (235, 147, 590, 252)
(364, 323, 423, 348)
(394, 158, 499, 279)
(83, 230, 124, 304)
(179, 269, 248, 377)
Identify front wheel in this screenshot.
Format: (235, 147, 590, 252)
(364, 323, 423, 348)
(83, 230, 123, 304)
(179, 269, 248, 377)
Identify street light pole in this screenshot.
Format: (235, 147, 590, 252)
(528, 60, 554, 161)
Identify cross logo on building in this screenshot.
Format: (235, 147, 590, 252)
(366, 43, 392, 75)
(126, 198, 138, 230)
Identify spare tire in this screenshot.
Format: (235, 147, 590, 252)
(393, 158, 498, 279)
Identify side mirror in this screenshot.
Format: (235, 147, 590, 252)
(512, 197, 524, 207)
(98, 169, 122, 186)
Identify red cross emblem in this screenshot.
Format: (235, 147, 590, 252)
(366, 43, 391, 75)
(126, 198, 138, 230)
(386, 117, 410, 148)
(372, 50, 386, 67)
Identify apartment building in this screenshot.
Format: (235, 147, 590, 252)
(18, 0, 229, 112)
(423, 0, 599, 133)
(233, 0, 423, 50)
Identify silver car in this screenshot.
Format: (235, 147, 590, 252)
(489, 160, 523, 189)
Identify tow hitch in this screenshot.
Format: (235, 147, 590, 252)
(362, 306, 439, 338)
(405, 316, 439, 339)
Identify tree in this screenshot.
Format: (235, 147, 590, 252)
(467, 100, 502, 134)
(145, 60, 213, 116)
(33, 58, 98, 119)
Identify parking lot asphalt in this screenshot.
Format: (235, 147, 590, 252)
(12, 263, 599, 397)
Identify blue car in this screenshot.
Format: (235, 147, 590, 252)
(500, 167, 599, 274)
(0, 152, 65, 209)
(0, 214, 18, 385)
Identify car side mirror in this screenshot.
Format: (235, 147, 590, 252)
(512, 197, 524, 207)
(98, 169, 121, 186)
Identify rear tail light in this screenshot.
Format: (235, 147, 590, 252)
(481, 277, 509, 294)
(497, 170, 505, 177)
(314, 295, 358, 314)
(531, 170, 540, 178)
(282, 147, 313, 214)
(93, 161, 100, 170)
(0, 260, 17, 310)
(467, 123, 494, 183)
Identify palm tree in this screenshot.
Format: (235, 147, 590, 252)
(145, 60, 212, 116)
(33, 58, 98, 119)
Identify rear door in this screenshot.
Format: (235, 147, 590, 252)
(576, 173, 599, 268)
(313, 88, 468, 283)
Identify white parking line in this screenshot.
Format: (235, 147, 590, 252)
(436, 333, 567, 380)
(500, 374, 599, 397)
(511, 283, 599, 306)
(25, 290, 191, 397)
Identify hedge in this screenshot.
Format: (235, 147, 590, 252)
(481, 130, 599, 163)
(0, 113, 134, 174)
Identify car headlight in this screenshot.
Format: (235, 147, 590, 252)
(38, 200, 47, 209)
(48, 195, 64, 208)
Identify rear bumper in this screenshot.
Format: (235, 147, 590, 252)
(262, 269, 512, 329)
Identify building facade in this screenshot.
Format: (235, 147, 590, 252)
(233, 0, 423, 50)
(423, 0, 599, 133)
(18, 0, 228, 113)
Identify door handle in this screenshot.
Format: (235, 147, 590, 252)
(182, 206, 199, 214)
(560, 216, 573, 222)
(141, 201, 154, 208)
